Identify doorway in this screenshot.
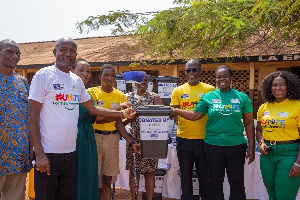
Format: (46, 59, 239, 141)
(291, 67, 300, 78)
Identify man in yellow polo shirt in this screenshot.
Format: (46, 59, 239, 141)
(170, 59, 215, 200)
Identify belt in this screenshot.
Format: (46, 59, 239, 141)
(94, 130, 118, 135)
(265, 139, 299, 145)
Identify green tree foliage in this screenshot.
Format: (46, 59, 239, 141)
(76, 0, 300, 60)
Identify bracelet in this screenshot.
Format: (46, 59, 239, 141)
(294, 163, 300, 168)
(121, 110, 126, 119)
(257, 142, 264, 148)
(128, 141, 135, 147)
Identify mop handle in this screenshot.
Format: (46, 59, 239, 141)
(131, 82, 136, 142)
(131, 82, 138, 197)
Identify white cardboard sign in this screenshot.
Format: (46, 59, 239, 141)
(139, 116, 169, 140)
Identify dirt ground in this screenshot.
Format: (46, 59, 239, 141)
(113, 188, 178, 200)
(26, 186, 176, 200)
(25, 175, 176, 200)
(25, 176, 257, 200)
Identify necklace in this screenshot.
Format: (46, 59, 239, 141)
(135, 91, 148, 104)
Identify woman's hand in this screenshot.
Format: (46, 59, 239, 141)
(289, 163, 300, 177)
(132, 143, 141, 155)
(246, 147, 255, 164)
(259, 142, 269, 155)
(290, 128, 300, 177)
(170, 107, 204, 121)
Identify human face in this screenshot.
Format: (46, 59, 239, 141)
(0, 43, 21, 72)
(53, 40, 77, 73)
(99, 68, 116, 88)
(215, 68, 232, 92)
(72, 61, 91, 84)
(271, 77, 288, 103)
(185, 64, 201, 86)
(136, 75, 149, 93)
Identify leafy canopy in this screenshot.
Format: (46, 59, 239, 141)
(76, 0, 300, 60)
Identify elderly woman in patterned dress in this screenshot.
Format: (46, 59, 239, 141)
(125, 71, 162, 200)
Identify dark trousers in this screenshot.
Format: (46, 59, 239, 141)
(204, 142, 247, 200)
(34, 151, 77, 200)
(176, 137, 209, 200)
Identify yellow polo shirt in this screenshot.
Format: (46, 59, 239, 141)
(87, 87, 126, 131)
(257, 99, 300, 141)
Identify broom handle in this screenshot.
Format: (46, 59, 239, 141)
(131, 82, 138, 200)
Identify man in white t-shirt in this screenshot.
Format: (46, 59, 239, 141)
(28, 37, 135, 200)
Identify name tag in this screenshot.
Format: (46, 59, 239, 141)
(97, 100, 104, 106)
(277, 112, 289, 118)
(212, 99, 221, 103)
(231, 98, 240, 103)
(262, 112, 270, 117)
(111, 102, 119, 108)
(181, 94, 190, 99)
(53, 84, 64, 90)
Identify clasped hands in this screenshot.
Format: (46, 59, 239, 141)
(121, 103, 136, 119)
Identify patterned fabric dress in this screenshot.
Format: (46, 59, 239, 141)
(126, 92, 158, 173)
(0, 72, 30, 177)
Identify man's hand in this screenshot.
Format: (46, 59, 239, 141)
(120, 102, 133, 109)
(124, 108, 136, 119)
(170, 106, 179, 119)
(36, 154, 50, 175)
(29, 144, 34, 169)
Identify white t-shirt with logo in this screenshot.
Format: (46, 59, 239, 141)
(29, 65, 91, 153)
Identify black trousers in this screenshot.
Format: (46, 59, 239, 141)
(204, 142, 247, 200)
(176, 137, 209, 200)
(34, 151, 77, 200)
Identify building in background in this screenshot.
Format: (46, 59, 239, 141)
(17, 36, 300, 116)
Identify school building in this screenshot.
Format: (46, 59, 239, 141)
(17, 36, 300, 115)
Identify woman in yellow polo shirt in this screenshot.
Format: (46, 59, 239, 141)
(256, 71, 300, 200)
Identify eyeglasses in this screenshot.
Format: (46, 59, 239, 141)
(185, 68, 198, 73)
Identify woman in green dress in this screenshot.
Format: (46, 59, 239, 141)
(72, 58, 99, 200)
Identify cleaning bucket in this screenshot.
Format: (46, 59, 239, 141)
(137, 105, 172, 159)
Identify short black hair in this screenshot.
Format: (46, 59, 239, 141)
(72, 58, 88, 70)
(260, 71, 300, 102)
(100, 64, 115, 75)
(186, 59, 201, 69)
(215, 65, 233, 77)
